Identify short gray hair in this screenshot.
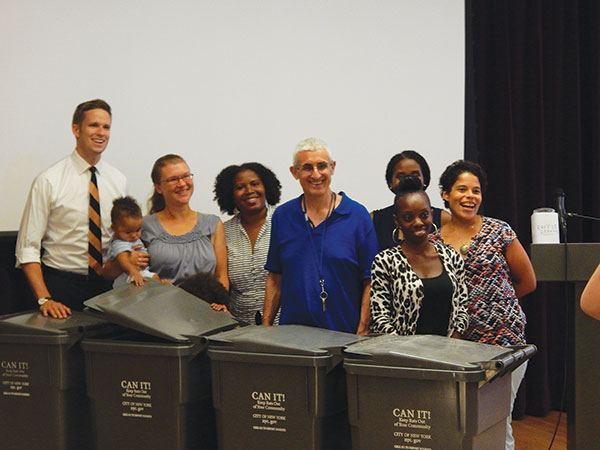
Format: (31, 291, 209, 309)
(293, 138, 333, 166)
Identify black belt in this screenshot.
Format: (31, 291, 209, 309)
(42, 264, 100, 282)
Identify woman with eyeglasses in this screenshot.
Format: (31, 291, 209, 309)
(372, 151, 450, 250)
(141, 154, 228, 287)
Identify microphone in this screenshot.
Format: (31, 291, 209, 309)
(555, 188, 567, 241)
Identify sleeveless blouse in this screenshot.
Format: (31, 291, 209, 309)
(142, 212, 219, 285)
(224, 206, 278, 325)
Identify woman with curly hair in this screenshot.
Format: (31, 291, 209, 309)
(214, 162, 281, 324)
(434, 160, 536, 450)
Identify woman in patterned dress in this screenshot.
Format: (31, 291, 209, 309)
(370, 175, 469, 337)
(213, 163, 281, 325)
(435, 160, 536, 450)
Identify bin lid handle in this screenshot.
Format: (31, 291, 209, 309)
(479, 344, 537, 382)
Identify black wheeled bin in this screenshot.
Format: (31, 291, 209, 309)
(207, 324, 366, 450)
(0, 311, 112, 450)
(81, 280, 239, 450)
(343, 334, 536, 450)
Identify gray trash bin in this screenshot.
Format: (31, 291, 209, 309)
(81, 280, 239, 450)
(207, 324, 366, 450)
(343, 334, 536, 450)
(0, 310, 112, 450)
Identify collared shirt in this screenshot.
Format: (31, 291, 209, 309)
(16, 150, 127, 275)
(265, 192, 380, 333)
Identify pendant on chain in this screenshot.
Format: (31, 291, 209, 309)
(319, 277, 328, 311)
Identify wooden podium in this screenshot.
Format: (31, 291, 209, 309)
(530, 243, 600, 449)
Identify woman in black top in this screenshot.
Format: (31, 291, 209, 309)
(370, 176, 468, 337)
(372, 150, 450, 250)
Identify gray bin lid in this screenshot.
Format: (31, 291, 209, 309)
(83, 279, 238, 343)
(0, 310, 107, 336)
(208, 324, 366, 356)
(344, 334, 527, 374)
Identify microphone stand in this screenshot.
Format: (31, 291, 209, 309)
(567, 212, 600, 222)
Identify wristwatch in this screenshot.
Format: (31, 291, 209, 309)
(37, 297, 52, 306)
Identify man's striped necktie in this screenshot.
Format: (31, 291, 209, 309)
(88, 166, 103, 277)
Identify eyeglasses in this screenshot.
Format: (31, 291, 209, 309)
(161, 174, 194, 185)
(296, 162, 332, 174)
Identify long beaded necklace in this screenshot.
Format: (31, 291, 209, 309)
(301, 192, 336, 312)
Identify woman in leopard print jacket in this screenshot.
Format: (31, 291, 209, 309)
(370, 176, 469, 337)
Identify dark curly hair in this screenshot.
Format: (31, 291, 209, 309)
(393, 175, 431, 210)
(111, 196, 142, 224)
(178, 272, 231, 308)
(385, 150, 431, 191)
(213, 162, 281, 215)
(438, 160, 488, 208)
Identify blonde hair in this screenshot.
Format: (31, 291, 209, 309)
(148, 154, 186, 214)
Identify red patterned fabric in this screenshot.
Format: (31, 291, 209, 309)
(433, 216, 526, 346)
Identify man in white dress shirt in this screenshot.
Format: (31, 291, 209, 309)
(15, 99, 130, 318)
